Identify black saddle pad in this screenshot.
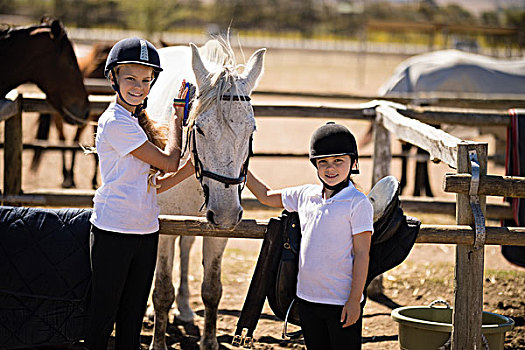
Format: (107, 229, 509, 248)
(0, 206, 92, 349)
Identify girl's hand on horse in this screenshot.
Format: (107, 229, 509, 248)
(173, 80, 189, 119)
(341, 299, 361, 328)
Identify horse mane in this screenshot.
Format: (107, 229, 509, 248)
(0, 22, 42, 53)
(0, 23, 30, 41)
(0, 17, 59, 43)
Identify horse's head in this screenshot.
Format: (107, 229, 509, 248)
(189, 41, 266, 230)
(28, 18, 89, 125)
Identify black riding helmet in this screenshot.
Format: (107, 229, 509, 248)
(105, 37, 163, 79)
(105, 37, 163, 113)
(309, 122, 359, 174)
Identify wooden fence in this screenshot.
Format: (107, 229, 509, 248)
(372, 103, 525, 349)
(0, 86, 516, 218)
(2, 88, 525, 349)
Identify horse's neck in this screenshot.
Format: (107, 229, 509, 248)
(0, 32, 43, 97)
(0, 36, 20, 95)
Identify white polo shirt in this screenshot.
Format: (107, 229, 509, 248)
(90, 102, 160, 234)
(281, 182, 374, 305)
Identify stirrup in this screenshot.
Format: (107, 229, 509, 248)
(282, 299, 302, 339)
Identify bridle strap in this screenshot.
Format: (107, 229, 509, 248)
(200, 168, 246, 186)
(191, 125, 252, 188)
(188, 92, 253, 210)
(221, 95, 251, 101)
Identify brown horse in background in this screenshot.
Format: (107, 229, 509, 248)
(30, 43, 113, 188)
(0, 17, 89, 125)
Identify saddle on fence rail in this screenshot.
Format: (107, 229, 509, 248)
(232, 176, 421, 348)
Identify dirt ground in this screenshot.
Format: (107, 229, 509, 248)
(3, 46, 525, 349)
(151, 236, 523, 350)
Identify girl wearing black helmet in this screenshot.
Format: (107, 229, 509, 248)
(86, 37, 193, 350)
(246, 122, 373, 350)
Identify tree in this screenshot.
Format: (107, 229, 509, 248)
(0, 0, 13, 13)
(119, 0, 181, 38)
(480, 11, 501, 27)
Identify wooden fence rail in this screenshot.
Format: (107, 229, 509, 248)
(156, 214, 525, 246)
(444, 173, 525, 198)
(0, 141, 463, 162)
(20, 92, 515, 125)
(83, 78, 525, 109)
(0, 190, 514, 220)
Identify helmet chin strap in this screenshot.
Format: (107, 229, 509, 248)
(318, 174, 350, 198)
(110, 69, 148, 118)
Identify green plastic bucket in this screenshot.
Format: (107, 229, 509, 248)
(391, 301, 514, 350)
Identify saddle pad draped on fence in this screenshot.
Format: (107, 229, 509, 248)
(0, 206, 92, 349)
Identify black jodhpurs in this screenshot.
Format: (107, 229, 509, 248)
(85, 225, 159, 350)
(298, 298, 364, 350)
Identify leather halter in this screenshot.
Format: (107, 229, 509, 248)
(189, 94, 253, 208)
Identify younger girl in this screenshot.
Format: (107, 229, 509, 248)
(246, 122, 373, 350)
(86, 37, 193, 350)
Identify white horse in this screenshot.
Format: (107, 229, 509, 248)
(145, 39, 266, 350)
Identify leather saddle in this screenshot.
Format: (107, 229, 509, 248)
(232, 176, 420, 348)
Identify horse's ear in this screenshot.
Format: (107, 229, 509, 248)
(242, 48, 266, 93)
(190, 42, 210, 88)
(50, 19, 64, 40)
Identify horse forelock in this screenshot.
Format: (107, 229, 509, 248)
(187, 39, 252, 131)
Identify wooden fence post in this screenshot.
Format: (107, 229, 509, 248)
(4, 95, 23, 196)
(452, 142, 487, 350)
(372, 111, 392, 185)
(368, 110, 392, 296)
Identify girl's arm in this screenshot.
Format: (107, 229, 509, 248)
(246, 170, 284, 208)
(156, 159, 195, 194)
(341, 230, 372, 328)
(131, 83, 187, 172)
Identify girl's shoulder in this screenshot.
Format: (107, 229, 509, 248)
(99, 103, 134, 126)
(335, 183, 370, 204)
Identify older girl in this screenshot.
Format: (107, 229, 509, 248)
(86, 37, 192, 350)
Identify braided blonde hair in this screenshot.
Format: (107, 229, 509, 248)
(135, 108, 169, 190)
